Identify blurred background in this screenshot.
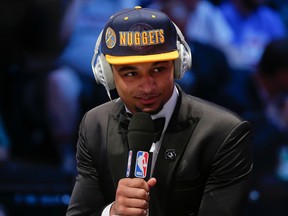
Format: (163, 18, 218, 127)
(0, 0, 288, 215)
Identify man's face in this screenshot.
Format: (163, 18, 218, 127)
(112, 61, 175, 114)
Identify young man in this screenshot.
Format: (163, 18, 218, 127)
(66, 6, 253, 216)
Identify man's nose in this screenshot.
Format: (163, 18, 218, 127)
(139, 75, 156, 91)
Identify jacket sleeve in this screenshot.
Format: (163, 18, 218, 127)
(198, 120, 253, 216)
(66, 113, 106, 216)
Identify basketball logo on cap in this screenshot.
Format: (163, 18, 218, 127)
(105, 27, 116, 49)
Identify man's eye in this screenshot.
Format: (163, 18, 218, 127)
(154, 67, 165, 73)
(124, 71, 137, 77)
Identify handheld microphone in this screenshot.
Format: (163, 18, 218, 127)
(126, 112, 155, 181)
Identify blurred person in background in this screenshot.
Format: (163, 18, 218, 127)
(223, 38, 288, 216)
(219, 0, 286, 72)
(218, 0, 287, 120)
(1, 0, 82, 173)
(184, 0, 233, 50)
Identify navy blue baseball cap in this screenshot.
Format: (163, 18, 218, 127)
(101, 6, 179, 65)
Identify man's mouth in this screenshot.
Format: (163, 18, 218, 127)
(136, 95, 158, 105)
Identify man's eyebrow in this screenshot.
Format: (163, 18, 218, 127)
(117, 61, 170, 72)
(117, 65, 137, 72)
(152, 61, 169, 66)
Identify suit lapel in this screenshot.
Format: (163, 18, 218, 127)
(106, 106, 129, 187)
(149, 89, 199, 215)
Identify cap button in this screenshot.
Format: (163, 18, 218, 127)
(135, 6, 142, 10)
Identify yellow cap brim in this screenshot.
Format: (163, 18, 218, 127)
(105, 50, 179, 65)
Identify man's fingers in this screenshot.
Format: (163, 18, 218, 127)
(117, 184, 150, 200)
(147, 177, 157, 188)
(119, 178, 150, 191)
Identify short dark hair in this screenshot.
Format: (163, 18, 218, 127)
(258, 38, 288, 76)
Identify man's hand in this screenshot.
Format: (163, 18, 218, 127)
(110, 177, 157, 216)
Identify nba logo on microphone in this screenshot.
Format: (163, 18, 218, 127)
(135, 151, 149, 178)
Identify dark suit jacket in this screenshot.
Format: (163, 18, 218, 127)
(67, 87, 253, 216)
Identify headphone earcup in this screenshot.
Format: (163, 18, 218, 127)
(91, 30, 115, 99)
(174, 41, 192, 80)
(173, 22, 192, 80)
(92, 52, 115, 91)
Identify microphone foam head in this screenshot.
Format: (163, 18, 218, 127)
(128, 112, 155, 151)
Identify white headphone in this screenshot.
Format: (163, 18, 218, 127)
(91, 22, 192, 99)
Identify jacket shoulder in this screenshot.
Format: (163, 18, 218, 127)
(85, 99, 122, 121)
(182, 91, 246, 125)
